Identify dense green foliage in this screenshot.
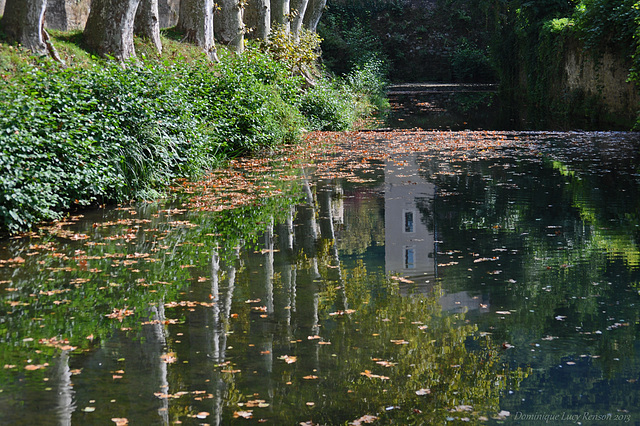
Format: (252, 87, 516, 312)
(320, 0, 497, 83)
(0, 38, 384, 235)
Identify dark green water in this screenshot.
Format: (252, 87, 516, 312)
(1, 131, 640, 424)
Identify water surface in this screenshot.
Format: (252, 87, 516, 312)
(1, 131, 640, 424)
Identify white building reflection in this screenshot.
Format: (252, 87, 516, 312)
(384, 153, 489, 313)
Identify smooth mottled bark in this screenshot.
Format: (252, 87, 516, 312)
(271, 0, 290, 33)
(1, 0, 48, 55)
(135, 0, 162, 53)
(158, 0, 179, 28)
(217, 0, 244, 53)
(290, 0, 308, 41)
(256, 0, 270, 40)
(303, 0, 325, 33)
(178, 0, 218, 61)
(84, 0, 141, 61)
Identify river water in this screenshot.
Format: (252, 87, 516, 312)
(1, 130, 640, 425)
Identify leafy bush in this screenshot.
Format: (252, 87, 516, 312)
(261, 25, 322, 75)
(0, 35, 381, 235)
(297, 81, 356, 131)
(345, 58, 389, 110)
(450, 40, 497, 83)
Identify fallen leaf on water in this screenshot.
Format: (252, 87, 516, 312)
(390, 339, 409, 345)
(196, 412, 209, 419)
(111, 418, 128, 426)
(160, 352, 177, 364)
(416, 388, 431, 395)
(303, 375, 318, 380)
(233, 410, 253, 419)
(390, 276, 413, 283)
(278, 355, 297, 364)
(350, 414, 378, 425)
(360, 370, 389, 380)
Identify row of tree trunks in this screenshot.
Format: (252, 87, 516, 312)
(1, 0, 325, 60)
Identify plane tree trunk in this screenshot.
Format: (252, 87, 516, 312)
(303, 0, 325, 33)
(217, 0, 244, 53)
(178, 0, 218, 61)
(135, 0, 162, 53)
(290, 0, 308, 41)
(271, 0, 290, 33)
(83, 0, 141, 61)
(1, 0, 48, 56)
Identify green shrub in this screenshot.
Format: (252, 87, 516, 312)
(450, 40, 497, 83)
(298, 81, 355, 131)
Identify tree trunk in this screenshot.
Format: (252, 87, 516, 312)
(271, 0, 290, 33)
(84, 0, 141, 61)
(135, 0, 162, 53)
(303, 0, 325, 33)
(178, 0, 218, 61)
(0, 0, 48, 56)
(290, 0, 308, 42)
(256, 0, 270, 40)
(217, 0, 244, 53)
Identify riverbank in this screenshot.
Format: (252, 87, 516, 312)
(0, 31, 387, 236)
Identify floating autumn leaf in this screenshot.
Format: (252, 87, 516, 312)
(233, 410, 253, 419)
(245, 400, 270, 408)
(105, 308, 134, 321)
(350, 414, 378, 425)
(390, 339, 409, 345)
(303, 375, 318, 380)
(160, 352, 177, 364)
(278, 355, 297, 364)
(375, 360, 397, 368)
(360, 370, 389, 380)
(390, 276, 413, 283)
(196, 412, 209, 419)
(111, 418, 128, 426)
(307, 335, 321, 340)
(329, 309, 356, 316)
(416, 388, 431, 396)
(25, 363, 49, 371)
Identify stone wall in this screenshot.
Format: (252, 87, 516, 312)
(564, 41, 639, 123)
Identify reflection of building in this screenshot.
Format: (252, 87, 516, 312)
(384, 153, 436, 282)
(384, 153, 490, 313)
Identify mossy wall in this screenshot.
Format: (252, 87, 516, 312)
(563, 39, 639, 125)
